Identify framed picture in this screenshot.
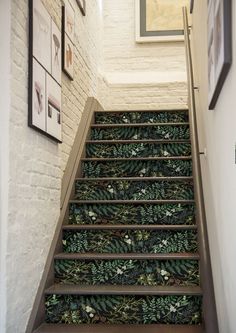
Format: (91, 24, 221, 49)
(63, 0, 75, 42)
(63, 33, 74, 80)
(76, 0, 86, 16)
(29, 0, 62, 143)
(208, 0, 232, 109)
(190, 0, 194, 13)
(135, 0, 189, 43)
(62, 1, 75, 80)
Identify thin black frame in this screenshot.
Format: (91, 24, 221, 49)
(76, 0, 86, 16)
(28, 0, 62, 143)
(62, 6, 74, 81)
(190, 0, 194, 13)
(209, 0, 232, 110)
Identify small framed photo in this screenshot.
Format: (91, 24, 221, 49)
(76, 0, 86, 16)
(63, 0, 75, 42)
(208, 0, 232, 109)
(63, 33, 74, 80)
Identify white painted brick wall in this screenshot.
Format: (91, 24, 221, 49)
(7, 0, 102, 332)
(99, 0, 188, 110)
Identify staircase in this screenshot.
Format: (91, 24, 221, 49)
(34, 109, 205, 333)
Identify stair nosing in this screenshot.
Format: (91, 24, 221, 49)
(95, 109, 189, 113)
(45, 284, 202, 296)
(86, 139, 191, 144)
(75, 176, 194, 181)
(69, 199, 195, 204)
(63, 224, 197, 231)
(54, 252, 200, 260)
(91, 122, 190, 128)
(81, 156, 193, 161)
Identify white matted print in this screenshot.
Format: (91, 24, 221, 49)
(32, 58, 46, 131)
(51, 20, 62, 85)
(64, 0, 75, 42)
(46, 74, 62, 142)
(33, 0, 51, 72)
(63, 33, 74, 80)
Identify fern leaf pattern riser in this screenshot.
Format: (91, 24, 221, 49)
(95, 111, 189, 124)
(86, 143, 191, 158)
(75, 180, 194, 201)
(62, 230, 197, 254)
(69, 203, 196, 225)
(83, 160, 192, 178)
(91, 125, 190, 141)
(55, 259, 200, 286)
(45, 295, 202, 325)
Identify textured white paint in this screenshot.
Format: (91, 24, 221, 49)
(100, 0, 187, 110)
(5, 0, 102, 332)
(0, 1, 11, 332)
(191, 1, 236, 332)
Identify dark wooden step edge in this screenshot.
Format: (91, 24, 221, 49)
(45, 284, 202, 296)
(54, 253, 200, 261)
(81, 156, 193, 161)
(95, 109, 189, 113)
(69, 199, 195, 204)
(75, 176, 193, 182)
(34, 323, 204, 333)
(91, 122, 190, 128)
(86, 139, 191, 144)
(62, 224, 197, 231)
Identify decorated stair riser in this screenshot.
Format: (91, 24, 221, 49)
(86, 142, 192, 158)
(91, 125, 190, 141)
(45, 294, 202, 325)
(75, 180, 194, 201)
(69, 203, 196, 226)
(62, 230, 198, 254)
(95, 111, 189, 124)
(55, 259, 200, 286)
(82, 159, 192, 178)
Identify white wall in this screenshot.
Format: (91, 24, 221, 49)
(2, 0, 103, 332)
(0, 1, 11, 332)
(100, 0, 188, 110)
(191, 1, 236, 332)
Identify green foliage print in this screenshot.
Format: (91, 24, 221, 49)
(75, 180, 194, 201)
(45, 294, 202, 324)
(95, 111, 189, 124)
(62, 230, 197, 254)
(83, 159, 192, 178)
(91, 125, 190, 141)
(55, 259, 199, 286)
(86, 142, 192, 158)
(69, 203, 195, 225)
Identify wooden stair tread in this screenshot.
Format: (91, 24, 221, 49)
(95, 109, 189, 113)
(69, 199, 195, 204)
(45, 284, 202, 296)
(55, 253, 200, 260)
(91, 122, 189, 128)
(34, 323, 203, 333)
(63, 224, 197, 231)
(86, 139, 191, 144)
(75, 176, 193, 181)
(82, 156, 192, 161)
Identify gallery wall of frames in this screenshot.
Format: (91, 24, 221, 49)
(28, 0, 86, 142)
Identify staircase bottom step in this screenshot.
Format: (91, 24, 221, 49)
(34, 323, 204, 333)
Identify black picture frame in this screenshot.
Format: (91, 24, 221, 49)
(62, 6, 74, 81)
(208, 0, 232, 110)
(190, 0, 194, 13)
(76, 0, 86, 16)
(28, 0, 62, 143)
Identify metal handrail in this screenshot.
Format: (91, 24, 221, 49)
(182, 7, 219, 333)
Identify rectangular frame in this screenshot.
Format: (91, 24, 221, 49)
(135, 0, 186, 43)
(208, 0, 232, 109)
(62, 4, 75, 80)
(28, 0, 62, 143)
(76, 0, 86, 16)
